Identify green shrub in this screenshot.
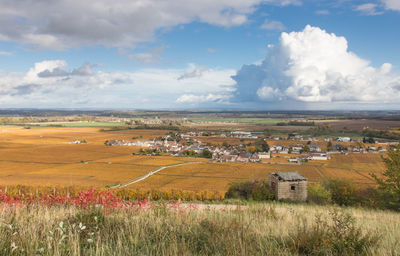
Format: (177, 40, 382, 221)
(200, 148, 212, 158)
(308, 182, 332, 205)
(371, 146, 400, 211)
(284, 208, 380, 255)
(225, 180, 275, 201)
(323, 179, 358, 206)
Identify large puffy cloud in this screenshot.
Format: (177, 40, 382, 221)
(232, 25, 400, 106)
(0, 61, 235, 108)
(381, 0, 400, 11)
(0, 0, 300, 49)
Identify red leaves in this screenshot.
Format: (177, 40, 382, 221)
(0, 189, 149, 209)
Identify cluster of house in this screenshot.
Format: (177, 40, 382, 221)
(104, 136, 264, 163)
(104, 130, 399, 164)
(211, 150, 263, 163)
(268, 143, 330, 162)
(268, 133, 400, 155)
(66, 140, 87, 144)
(269, 144, 322, 154)
(104, 140, 152, 147)
(229, 131, 259, 139)
(106, 137, 210, 155)
(104, 134, 332, 163)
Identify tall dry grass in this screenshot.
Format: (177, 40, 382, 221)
(0, 201, 398, 255)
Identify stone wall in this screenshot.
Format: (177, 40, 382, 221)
(270, 175, 307, 202)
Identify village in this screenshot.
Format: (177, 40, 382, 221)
(104, 131, 399, 164)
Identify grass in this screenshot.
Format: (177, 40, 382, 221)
(0, 201, 397, 255)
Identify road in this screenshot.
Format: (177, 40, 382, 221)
(109, 161, 202, 188)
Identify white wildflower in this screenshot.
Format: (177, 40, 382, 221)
(79, 222, 86, 230)
(11, 242, 17, 252)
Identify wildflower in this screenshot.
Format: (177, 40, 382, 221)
(79, 222, 86, 230)
(11, 242, 17, 252)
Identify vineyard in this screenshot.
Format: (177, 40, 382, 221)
(0, 126, 386, 194)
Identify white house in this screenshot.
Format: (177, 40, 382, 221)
(336, 137, 351, 142)
(309, 153, 331, 160)
(309, 144, 322, 152)
(258, 152, 271, 159)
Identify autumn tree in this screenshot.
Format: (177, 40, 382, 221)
(246, 146, 256, 154)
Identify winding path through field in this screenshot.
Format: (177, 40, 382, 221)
(109, 161, 202, 188)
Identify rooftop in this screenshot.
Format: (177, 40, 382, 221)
(272, 172, 307, 181)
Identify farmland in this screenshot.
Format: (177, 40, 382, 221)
(0, 126, 386, 193)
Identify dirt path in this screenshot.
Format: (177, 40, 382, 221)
(109, 162, 203, 188)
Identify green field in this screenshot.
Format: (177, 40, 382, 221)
(191, 118, 283, 125)
(58, 122, 126, 127)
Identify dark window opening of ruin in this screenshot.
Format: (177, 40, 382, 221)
(291, 185, 296, 191)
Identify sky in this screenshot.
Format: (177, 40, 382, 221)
(0, 0, 399, 110)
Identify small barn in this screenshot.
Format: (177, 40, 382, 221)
(269, 172, 308, 202)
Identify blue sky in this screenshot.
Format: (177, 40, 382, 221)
(0, 0, 399, 109)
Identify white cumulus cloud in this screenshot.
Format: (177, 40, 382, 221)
(0, 61, 236, 108)
(232, 25, 400, 106)
(257, 86, 282, 100)
(380, 0, 400, 11)
(0, 0, 300, 49)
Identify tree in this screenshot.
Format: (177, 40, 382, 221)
(371, 146, 400, 210)
(254, 139, 269, 152)
(201, 148, 212, 159)
(363, 137, 375, 144)
(222, 141, 230, 148)
(327, 141, 333, 151)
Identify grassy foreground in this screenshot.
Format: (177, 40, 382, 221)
(0, 201, 399, 256)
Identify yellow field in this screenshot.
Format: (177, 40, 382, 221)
(0, 126, 184, 187)
(0, 126, 386, 193)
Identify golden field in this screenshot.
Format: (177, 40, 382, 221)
(0, 126, 386, 193)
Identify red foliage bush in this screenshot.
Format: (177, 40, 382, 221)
(0, 189, 149, 209)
